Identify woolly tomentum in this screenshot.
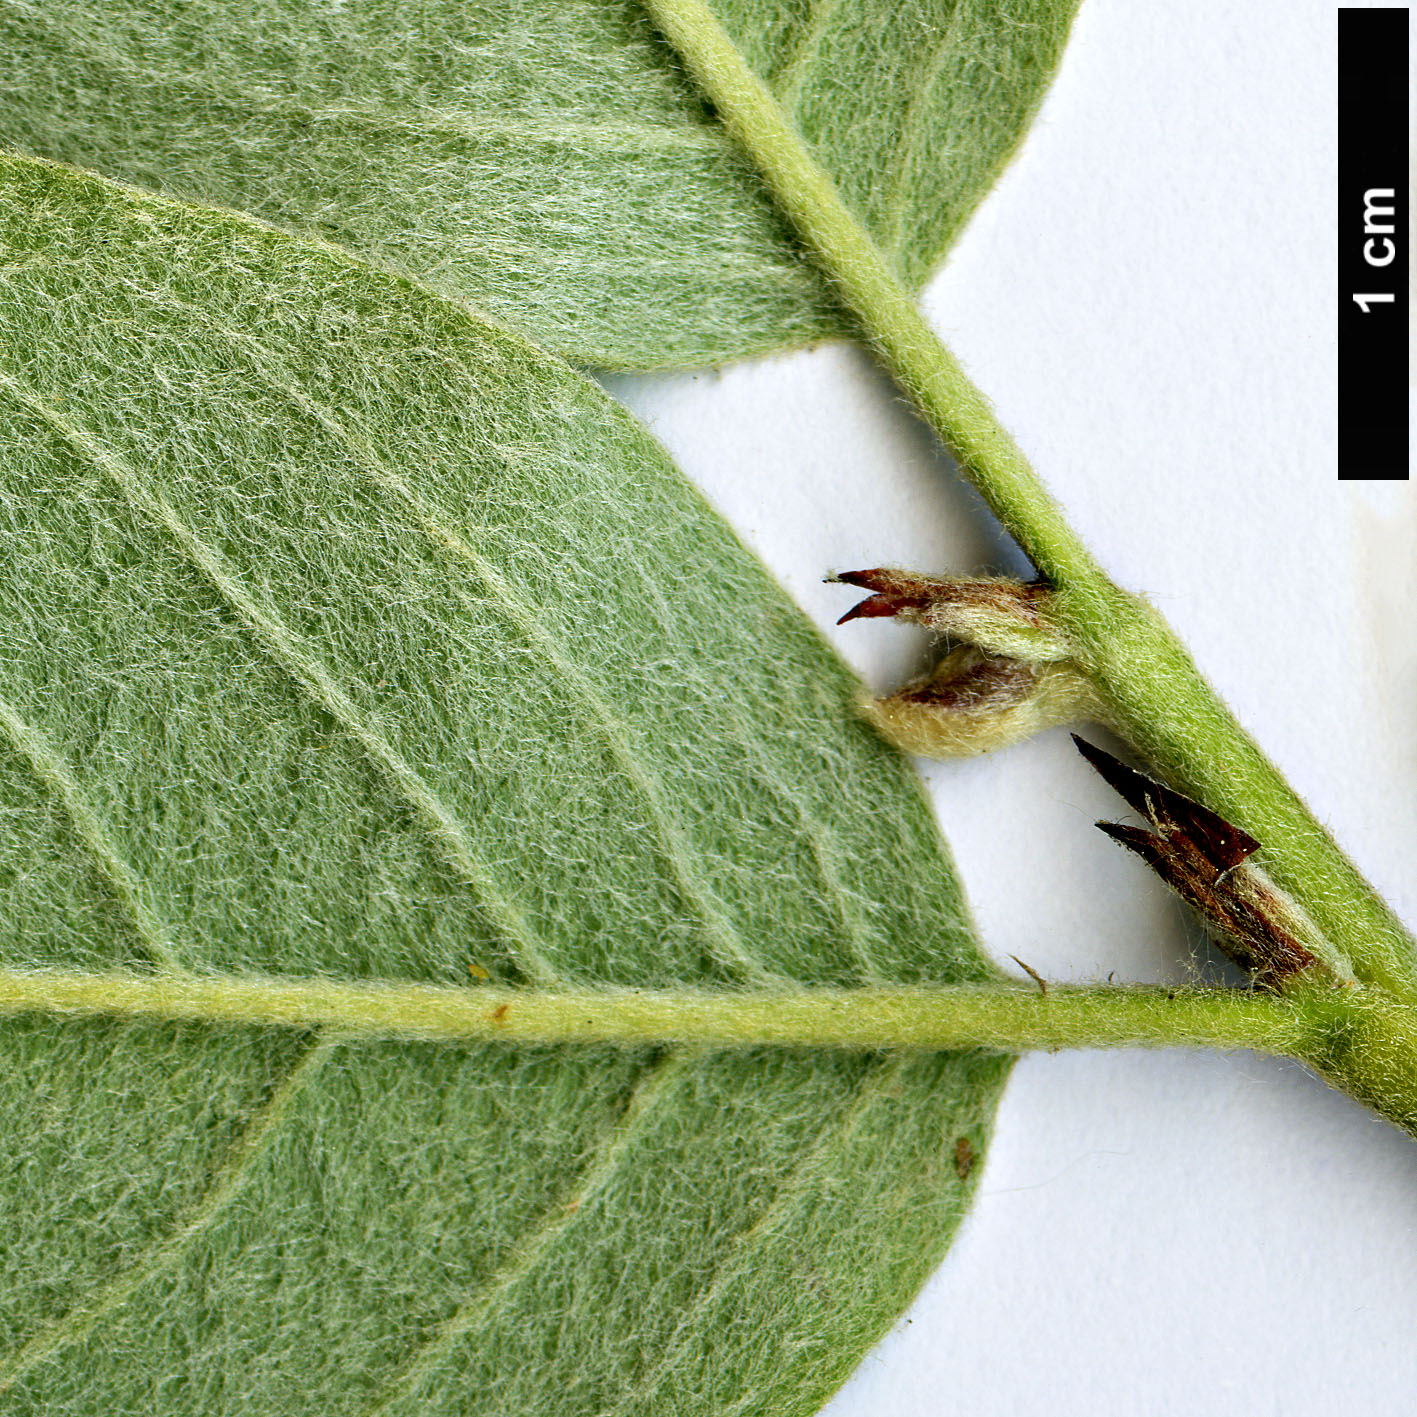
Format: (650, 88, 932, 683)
(0, 0, 1079, 367)
(0, 152, 1006, 1415)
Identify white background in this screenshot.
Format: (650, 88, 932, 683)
(608, 1, 1417, 1412)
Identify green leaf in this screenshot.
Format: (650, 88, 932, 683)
(0, 152, 1007, 1414)
(0, 0, 1079, 369)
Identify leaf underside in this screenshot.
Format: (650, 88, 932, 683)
(0, 0, 1080, 368)
(0, 153, 1008, 1415)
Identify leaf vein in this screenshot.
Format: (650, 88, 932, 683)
(0, 693, 180, 971)
(613, 555, 884, 980)
(0, 1038, 332, 1395)
(364, 1048, 694, 1416)
(0, 371, 559, 986)
(2, 5, 729, 152)
(80, 294, 778, 987)
(604, 1054, 906, 1417)
(879, 1, 971, 262)
(772, 0, 849, 117)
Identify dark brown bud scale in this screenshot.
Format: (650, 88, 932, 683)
(1073, 735, 1259, 873)
(830, 568, 1052, 630)
(1074, 736, 1337, 990)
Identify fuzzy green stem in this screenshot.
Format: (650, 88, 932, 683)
(641, 0, 1417, 1004)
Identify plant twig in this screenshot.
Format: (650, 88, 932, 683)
(640, 0, 1417, 1004)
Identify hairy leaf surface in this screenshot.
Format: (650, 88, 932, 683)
(0, 154, 1007, 1415)
(0, 0, 1079, 368)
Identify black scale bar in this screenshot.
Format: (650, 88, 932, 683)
(1338, 7, 1409, 480)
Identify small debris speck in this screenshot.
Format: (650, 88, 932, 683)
(954, 1136, 975, 1181)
